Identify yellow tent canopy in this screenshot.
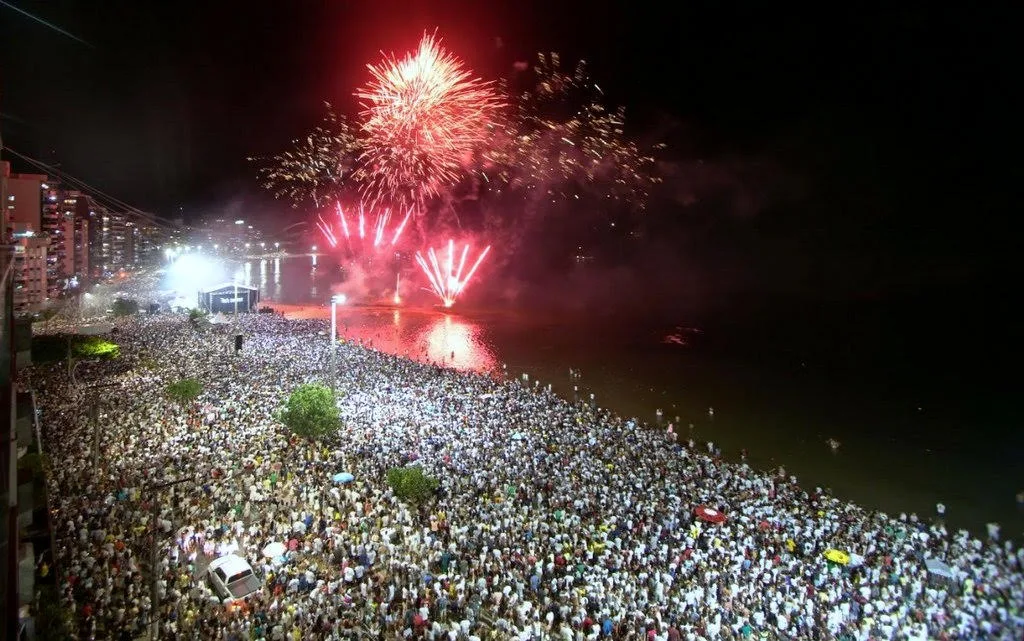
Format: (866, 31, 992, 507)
(824, 549, 850, 565)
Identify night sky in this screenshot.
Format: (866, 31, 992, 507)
(1, 1, 1015, 301)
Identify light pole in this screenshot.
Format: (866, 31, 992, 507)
(147, 477, 190, 641)
(329, 294, 345, 392)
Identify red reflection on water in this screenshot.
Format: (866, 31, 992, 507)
(415, 314, 496, 372)
(331, 307, 497, 374)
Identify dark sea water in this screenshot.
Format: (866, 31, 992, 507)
(244, 256, 1024, 537)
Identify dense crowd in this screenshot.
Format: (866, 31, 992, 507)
(30, 311, 1024, 640)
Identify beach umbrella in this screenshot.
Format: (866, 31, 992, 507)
(694, 506, 727, 524)
(262, 542, 286, 558)
(824, 549, 850, 565)
(924, 558, 953, 578)
(511, 432, 525, 441)
(332, 472, 354, 483)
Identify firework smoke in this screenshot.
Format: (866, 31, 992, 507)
(356, 32, 502, 212)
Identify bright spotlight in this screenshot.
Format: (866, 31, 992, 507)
(166, 253, 226, 293)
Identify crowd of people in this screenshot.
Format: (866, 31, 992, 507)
(30, 310, 1024, 640)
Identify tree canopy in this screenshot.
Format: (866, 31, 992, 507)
(72, 336, 120, 359)
(386, 466, 439, 505)
(166, 378, 203, 405)
(112, 298, 139, 316)
(278, 383, 339, 440)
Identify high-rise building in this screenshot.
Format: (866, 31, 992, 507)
(108, 212, 129, 268)
(135, 223, 166, 264)
(5, 173, 45, 235)
(80, 205, 135, 276)
(11, 235, 48, 311)
(73, 194, 110, 278)
(0, 161, 10, 240)
(40, 181, 69, 297)
(5, 174, 50, 310)
(73, 215, 90, 280)
(52, 190, 97, 287)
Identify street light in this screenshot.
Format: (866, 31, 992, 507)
(232, 273, 243, 315)
(329, 294, 346, 392)
(146, 477, 191, 641)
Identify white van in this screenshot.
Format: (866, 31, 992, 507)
(207, 554, 262, 602)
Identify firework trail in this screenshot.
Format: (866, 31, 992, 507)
(356, 32, 501, 212)
(249, 105, 362, 208)
(483, 53, 662, 210)
(316, 201, 413, 251)
(415, 239, 491, 307)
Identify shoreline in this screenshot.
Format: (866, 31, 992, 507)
(258, 298, 1024, 532)
(262, 308, 1015, 538)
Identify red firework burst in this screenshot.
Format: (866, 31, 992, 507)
(317, 201, 412, 252)
(356, 32, 500, 210)
(415, 239, 491, 307)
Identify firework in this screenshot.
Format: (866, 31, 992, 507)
(249, 104, 362, 208)
(316, 201, 413, 251)
(356, 33, 501, 211)
(483, 53, 662, 209)
(415, 239, 491, 307)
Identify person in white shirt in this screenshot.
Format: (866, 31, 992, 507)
(986, 522, 1000, 541)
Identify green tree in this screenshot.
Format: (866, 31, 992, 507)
(72, 336, 120, 359)
(188, 307, 210, 331)
(166, 378, 203, 405)
(111, 298, 139, 316)
(278, 383, 339, 440)
(35, 584, 74, 641)
(386, 466, 439, 505)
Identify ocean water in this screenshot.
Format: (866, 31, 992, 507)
(244, 256, 1024, 537)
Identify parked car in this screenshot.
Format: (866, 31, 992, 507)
(207, 554, 261, 602)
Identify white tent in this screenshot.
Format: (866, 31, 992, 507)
(71, 323, 114, 335)
(925, 558, 954, 579)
